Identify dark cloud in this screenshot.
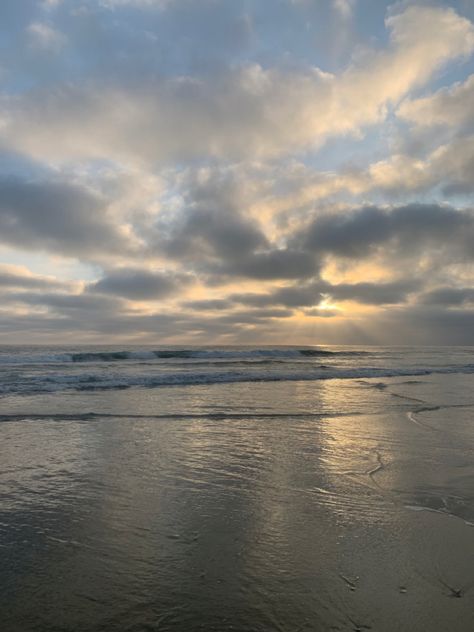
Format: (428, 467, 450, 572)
(183, 299, 233, 311)
(153, 172, 269, 270)
(0, 176, 130, 257)
(89, 268, 193, 300)
(0, 302, 263, 341)
(152, 172, 318, 280)
(300, 206, 391, 258)
(1, 288, 473, 345)
(418, 286, 474, 305)
(298, 204, 474, 260)
(368, 305, 474, 346)
(216, 249, 318, 280)
(231, 279, 419, 308)
(173, 207, 267, 260)
(10, 291, 126, 313)
(0, 310, 182, 340)
(230, 284, 324, 308)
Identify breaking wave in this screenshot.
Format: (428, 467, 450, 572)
(0, 347, 371, 365)
(69, 348, 371, 362)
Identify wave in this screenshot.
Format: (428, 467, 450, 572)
(0, 410, 352, 423)
(69, 348, 371, 362)
(2, 363, 474, 396)
(0, 347, 371, 366)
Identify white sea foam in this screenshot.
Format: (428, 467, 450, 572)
(0, 364, 473, 396)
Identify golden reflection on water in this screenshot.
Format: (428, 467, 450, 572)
(2, 376, 474, 631)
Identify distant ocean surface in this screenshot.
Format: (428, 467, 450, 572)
(0, 344, 473, 397)
(2, 346, 474, 631)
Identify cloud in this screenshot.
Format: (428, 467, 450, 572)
(214, 249, 318, 280)
(215, 308, 294, 325)
(148, 168, 321, 280)
(0, 1, 473, 344)
(8, 290, 126, 313)
(147, 168, 320, 281)
(2, 5, 473, 165)
(0, 264, 70, 290)
(303, 307, 340, 318)
(27, 22, 66, 52)
(357, 134, 474, 197)
(230, 278, 420, 308)
(418, 287, 474, 306)
(183, 299, 233, 311)
(89, 268, 194, 299)
(0, 176, 134, 258)
(326, 279, 420, 304)
(41, 0, 63, 9)
(398, 73, 474, 130)
(159, 203, 268, 262)
(230, 285, 324, 309)
(333, 0, 355, 19)
(365, 305, 474, 345)
(150, 170, 277, 281)
(298, 203, 474, 262)
(256, 130, 474, 208)
(0, 307, 181, 341)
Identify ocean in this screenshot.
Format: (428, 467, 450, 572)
(1, 345, 474, 631)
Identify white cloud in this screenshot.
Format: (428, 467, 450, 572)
(333, 0, 355, 19)
(27, 22, 66, 52)
(3, 5, 473, 166)
(42, 0, 63, 8)
(398, 73, 474, 128)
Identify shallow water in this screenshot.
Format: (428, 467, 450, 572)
(1, 347, 474, 631)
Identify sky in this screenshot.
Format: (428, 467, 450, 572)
(0, 0, 474, 345)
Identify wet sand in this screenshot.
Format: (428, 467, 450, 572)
(1, 373, 474, 630)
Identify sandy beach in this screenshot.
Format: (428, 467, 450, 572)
(1, 348, 474, 631)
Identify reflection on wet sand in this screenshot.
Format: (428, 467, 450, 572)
(1, 374, 474, 630)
